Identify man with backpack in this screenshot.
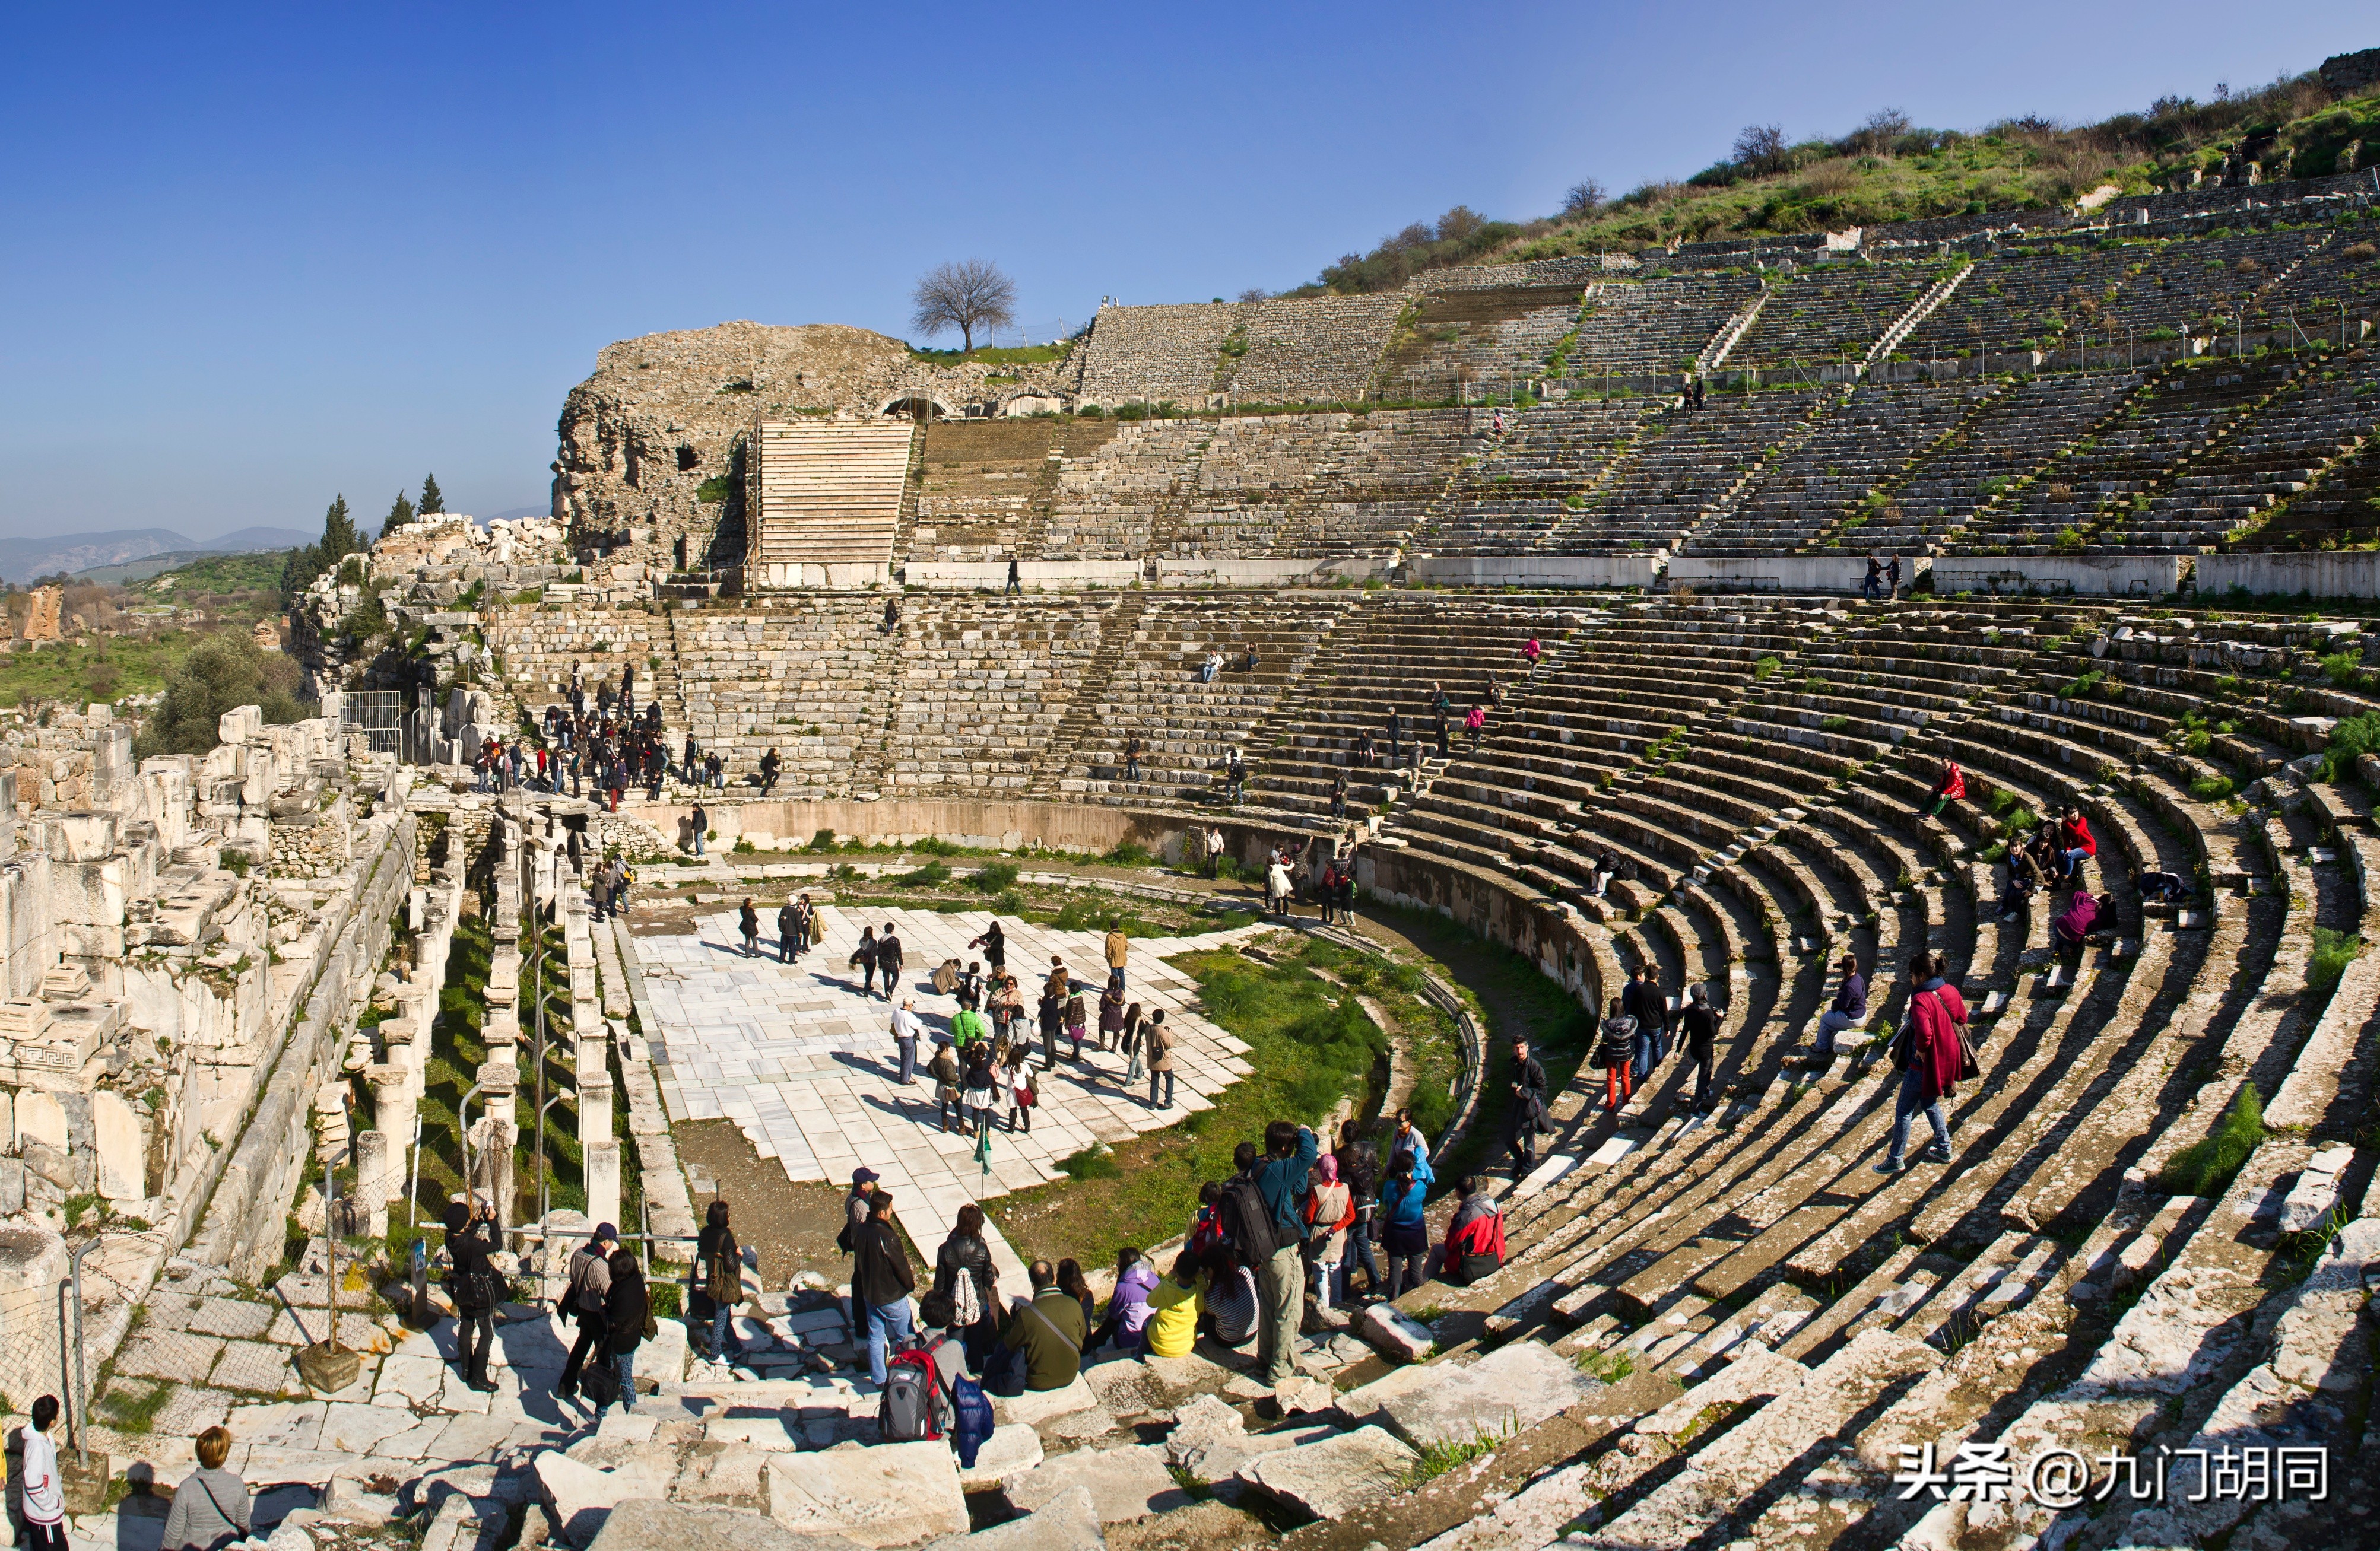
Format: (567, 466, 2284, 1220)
(1229, 1120, 1319, 1386)
(556, 1223, 617, 1400)
(442, 1197, 502, 1393)
(852, 1190, 915, 1388)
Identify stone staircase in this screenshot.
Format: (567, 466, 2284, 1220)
(746, 419, 916, 587)
(1862, 259, 1974, 371)
(1029, 590, 1152, 795)
(1697, 284, 1769, 373)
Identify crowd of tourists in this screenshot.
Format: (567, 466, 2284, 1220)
(471, 662, 786, 809)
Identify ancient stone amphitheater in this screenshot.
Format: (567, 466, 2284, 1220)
(355, 161, 2380, 1551)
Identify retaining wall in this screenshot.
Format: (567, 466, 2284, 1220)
(2193, 552, 2380, 599)
(1668, 554, 1928, 593)
(1931, 554, 2189, 597)
(1411, 554, 1661, 589)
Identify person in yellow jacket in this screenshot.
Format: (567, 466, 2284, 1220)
(1103, 923, 1129, 994)
(1141, 1251, 1204, 1360)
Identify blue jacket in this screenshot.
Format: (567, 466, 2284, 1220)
(1382, 1173, 1427, 1230)
(1252, 1127, 1321, 1237)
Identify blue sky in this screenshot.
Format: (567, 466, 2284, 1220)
(2, 2, 2369, 541)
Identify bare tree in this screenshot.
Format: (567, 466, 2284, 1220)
(1853, 108, 1912, 154)
(1237, 287, 1271, 303)
(1732, 123, 1787, 173)
(910, 259, 1017, 353)
(1561, 179, 1606, 218)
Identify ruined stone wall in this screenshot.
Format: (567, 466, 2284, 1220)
(553, 322, 1074, 574)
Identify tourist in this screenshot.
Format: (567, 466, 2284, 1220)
(1056, 1258, 1097, 1329)
(930, 1041, 966, 1133)
(1465, 703, 1486, 753)
(1199, 651, 1223, 684)
(1681, 984, 1720, 1113)
(1817, 955, 1865, 1059)
(1265, 854, 1291, 917)
(890, 997, 922, 1085)
(1205, 825, 1226, 878)
(1879, 951, 1965, 1174)
(950, 988, 991, 1051)
(933, 1205, 999, 1367)
(1203, 1251, 1259, 1350)
(1122, 735, 1143, 783)
(1237, 645, 1260, 673)
(1302, 1154, 1353, 1317)
(1121, 1000, 1147, 1083)
(1864, 555, 1884, 602)
(1379, 1157, 1430, 1300)
(1927, 758, 1965, 819)
(853, 1190, 915, 1387)
(1385, 709, 1402, 767)
(160, 1425, 250, 1551)
(877, 923, 905, 1001)
(1225, 748, 1247, 803)
(1145, 1008, 1175, 1108)
(683, 735, 700, 783)
(882, 596, 899, 633)
(759, 748, 780, 796)
(2136, 869, 2189, 905)
(839, 1169, 878, 1337)
(1104, 920, 1129, 994)
(994, 973, 1026, 1050)
(557, 1223, 617, 1400)
(1508, 1038, 1548, 1174)
(1388, 1107, 1432, 1178)
(969, 918, 1007, 978)
(16, 1396, 63, 1551)
(851, 926, 880, 997)
(602, 1248, 646, 1413)
(738, 898, 759, 957)
(1442, 1176, 1505, 1284)
(957, 960, 984, 1012)
(962, 1038, 999, 1133)
(999, 1260, 1087, 1391)
(688, 800, 706, 857)
(706, 751, 724, 792)
(1251, 1120, 1319, 1383)
(1005, 555, 1021, 595)
(1597, 996, 1637, 1110)
(2057, 806, 2097, 882)
(1097, 983, 1126, 1053)
(1141, 1252, 1202, 1359)
(1436, 712, 1451, 757)
(1522, 637, 1541, 669)
(1999, 841, 2046, 930)
(2054, 889, 2111, 974)
(777, 898, 801, 964)
(1431, 682, 1452, 719)
(1625, 965, 1666, 1087)
(1064, 981, 1089, 1060)
(696, 1199, 744, 1361)
(1037, 979, 1064, 1070)
(441, 1197, 501, 1392)
(1089, 1247, 1157, 1355)
(1887, 554, 1903, 602)
(1336, 863, 1358, 931)
(1329, 775, 1347, 821)
(1005, 1047, 1035, 1132)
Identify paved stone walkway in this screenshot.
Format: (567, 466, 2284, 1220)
(629, 906, 1261, 1280)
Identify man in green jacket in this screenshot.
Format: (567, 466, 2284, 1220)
(950, 1003, 991, 1050)
(1000, 1260, 1087, 1391)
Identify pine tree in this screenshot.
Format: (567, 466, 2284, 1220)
(418, 473, 445, 515)
(385, 490, 416, 535)
(322, 495, 358, 560)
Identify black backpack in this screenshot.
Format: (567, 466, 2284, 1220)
(1218, 1174, 1280, 1260)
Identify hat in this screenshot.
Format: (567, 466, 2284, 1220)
(852, 1167, 880, 1186)
(593, 1222, 618, 1242)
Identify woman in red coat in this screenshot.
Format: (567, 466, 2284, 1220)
(2057, 806, 2097, 882)
(1927, 759, 1965, 818)
(1878, 949, 1965, 1174)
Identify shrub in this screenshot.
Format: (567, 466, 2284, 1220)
(970, 861, 1021, 894)
(807, 828, 837, 851)
(893, 860, 950, 888)
(134, 635, 313, 759)
(1753, 656, 1781, 679)
(2155, 1083, 2265, 1197)
(1820, 715, 1850, 732)
(2321, 711, 2380, 782)
(2188, 773, 2235, 802)
(2309, 926, 2363, 996)
(2321, 650, 2366, 689)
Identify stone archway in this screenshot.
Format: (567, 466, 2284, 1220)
(878, 394, 954, 421)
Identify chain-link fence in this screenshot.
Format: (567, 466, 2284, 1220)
(0, 1263, 81, 1452)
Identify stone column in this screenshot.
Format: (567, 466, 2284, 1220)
(366, 1066, 417, 1197)
(583, 1142, 621, 1238)
(353, 1130, 391, 1235)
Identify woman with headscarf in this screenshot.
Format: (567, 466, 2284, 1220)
(1880, 951, 1968, 1174)
(1302, 1154, 1354, 1315)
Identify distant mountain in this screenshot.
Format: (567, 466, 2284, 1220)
(0, 525, 316, 584)
(198, 526, 314, 553)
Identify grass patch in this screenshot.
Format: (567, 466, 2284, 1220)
(1820, 715, 1849, 733)
(1753, 656, 1782, 681)
(1576, 1348, 1636, 1382)
(1163, 1462, 1215, 1502)
(987, 943, 1385, 1269)
(1401, 1420, 1514, 1487)
(96, 1378, 174, 1434)
(2309, 926, 2363, 996)
(2155, 1082, 2266, 1197)
(2188, 773, 2235, 803)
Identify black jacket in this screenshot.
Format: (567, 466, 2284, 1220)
(934, 1232, 996, 1305)
(446, 1219, 500, 1310)
(877, 932, 903, 968)
(605, 1266, 648, 1355)
(852, 1218, 915, 1308)
(1681, 1002, 1721, 1061)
